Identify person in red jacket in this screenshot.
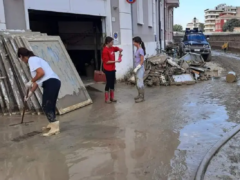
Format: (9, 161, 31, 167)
(102, 36, 122, 103)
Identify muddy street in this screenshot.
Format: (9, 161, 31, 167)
(1, 51, 240, 180)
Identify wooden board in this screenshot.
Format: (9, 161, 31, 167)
(0, 37, 23, 112)
(21, 36, 92, 115)
(8, 36, 42, 114)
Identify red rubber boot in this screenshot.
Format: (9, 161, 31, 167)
(110, 90, 117, 103)
(105, 92, 111, 104)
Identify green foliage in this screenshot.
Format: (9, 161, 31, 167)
(222, 19, 240, 32)
(173, 24, 183, 32)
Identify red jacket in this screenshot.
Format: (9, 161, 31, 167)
(102, 46, 120, 71)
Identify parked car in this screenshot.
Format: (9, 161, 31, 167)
(179, 28, 212, 62)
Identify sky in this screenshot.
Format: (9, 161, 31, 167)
(174, 0, 240, 28)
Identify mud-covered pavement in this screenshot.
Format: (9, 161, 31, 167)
(203, 51, 240, 180)
(1, 50, 240, 180)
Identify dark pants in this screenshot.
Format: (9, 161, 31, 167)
(104, 70, 116, 91)
(42, 78, 61, 123)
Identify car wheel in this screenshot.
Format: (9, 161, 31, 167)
(202, 54, 211, 62)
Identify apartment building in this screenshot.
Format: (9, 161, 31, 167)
(0, 0, 179, 79)
(215, 8, 240, 32)
(186, 17, 203, 30)
(204, 4, 238, 32)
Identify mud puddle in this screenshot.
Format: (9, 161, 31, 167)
(212, 50, 240, 61)
(1, 56, 240, 180)
(12, 131, 42, 142)
(167, 98, 236, 179)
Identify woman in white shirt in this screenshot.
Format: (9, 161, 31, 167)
(17, 47, 61, 137)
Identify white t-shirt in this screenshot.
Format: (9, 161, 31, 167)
(28, 56, 60, 86)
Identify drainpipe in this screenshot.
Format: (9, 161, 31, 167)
(131, 3, 135, 67)
(158, 0, 162, 53)
(164, 1, 166, 49)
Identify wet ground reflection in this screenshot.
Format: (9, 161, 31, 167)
(0, 71, 239, 180)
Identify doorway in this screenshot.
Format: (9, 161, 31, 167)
(28, 10, 103, 84)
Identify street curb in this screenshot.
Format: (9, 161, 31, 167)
(195, 124, 240, 180)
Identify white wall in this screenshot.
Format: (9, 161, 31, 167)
(24, 0, 112, 32)
(24, 0, 107, 16)
(0, 0, 6, 29)
(115, 0, 133, 79)
(145, 42, 157, 57)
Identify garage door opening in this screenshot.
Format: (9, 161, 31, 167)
(28, 10, 103, 85)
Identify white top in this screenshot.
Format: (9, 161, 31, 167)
(28, 56, 60, 86)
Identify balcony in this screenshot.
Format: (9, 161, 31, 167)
(166, 0, 179, 8)
(205, 18, 216, 21)
(205, 22, 215, 25)
(205, 27, 215, 30)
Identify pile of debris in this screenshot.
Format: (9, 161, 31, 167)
(128, 53, 212, 87)
(0, 30, 91, 116)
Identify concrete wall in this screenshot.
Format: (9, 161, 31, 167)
(207, 33, 240, 51)
(111, 0, 120, 44)
(132, 0, 156, 57)
(132, 0, 155, 42)
(3, 0, 26, 29)
(0, 0, 6, 29)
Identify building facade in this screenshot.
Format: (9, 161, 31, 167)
(0, 0, 179, 79)
(204, 4, 239, 32)
(215, 14, 236, 32)
(215, 8, 240, 32)
(186, 17, 203, 30)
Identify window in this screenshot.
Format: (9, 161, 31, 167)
(137, 0, 144, 25)
(148, 0, 153, 27)
(187, 34, 206, 41)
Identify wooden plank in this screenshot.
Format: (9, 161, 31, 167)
(0, 76, 10, 115)
(9, 36, 42, 114)
(14, 36, 43, 104)
(3, 36, 33, 112)
(21, 36, 92, 115)
(0, 37, 24, 111)
(0, 80, 6, 115)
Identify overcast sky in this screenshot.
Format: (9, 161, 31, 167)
(174, 0, 240, 29)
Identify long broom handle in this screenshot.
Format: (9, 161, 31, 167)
(21, 89, 29, 124)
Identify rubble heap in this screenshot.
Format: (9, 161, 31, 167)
(128, 53, 212, 87)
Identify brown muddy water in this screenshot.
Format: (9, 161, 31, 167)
(0, 55, 239, 180)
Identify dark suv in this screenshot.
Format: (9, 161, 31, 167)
(179, 28, 211, 62)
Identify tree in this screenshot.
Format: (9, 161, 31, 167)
(173, 24, 183, 32)
(222, 19, 240, 32)
(199, 23, 205, 32)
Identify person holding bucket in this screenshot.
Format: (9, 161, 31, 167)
(133, 36, 146, 103)
(102, 36, 122, 103)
